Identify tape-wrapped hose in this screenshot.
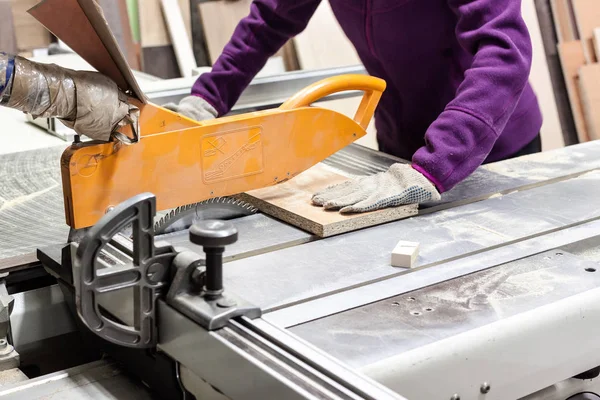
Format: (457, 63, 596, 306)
(0, 53, 15, 103)
(0, 53, 139, 144)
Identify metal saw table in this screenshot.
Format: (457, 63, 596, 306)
(1, 74, 600, 399)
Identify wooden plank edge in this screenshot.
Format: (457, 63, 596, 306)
(557, 40, 590, 142)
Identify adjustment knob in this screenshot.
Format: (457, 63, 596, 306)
(189, 220, 238, 299)
(190, 220, 238, 247)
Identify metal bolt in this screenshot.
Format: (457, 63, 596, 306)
(105, 206, 115, 214)
(480, 382, 491, 394)
(191, 267, 205, 288)
(217, 296, 237, 308)
(450, 395, 460, 400)
(146, 263, 166, 283)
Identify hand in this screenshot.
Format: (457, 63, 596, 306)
(312, 163, 441, 213)
(163, 96, 217, 122)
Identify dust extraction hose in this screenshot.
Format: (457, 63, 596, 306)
(0, 52, 138, 143)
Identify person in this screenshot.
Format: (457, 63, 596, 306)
(166, 0, 543, 213)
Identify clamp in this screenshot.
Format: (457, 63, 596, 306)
(74, 193, 260, 348)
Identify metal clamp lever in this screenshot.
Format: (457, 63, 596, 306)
(75, 193, 177, 348)
(166, 220, 261, 330)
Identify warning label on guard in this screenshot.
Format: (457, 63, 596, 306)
(201, 127, 264, 183)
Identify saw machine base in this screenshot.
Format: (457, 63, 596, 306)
(3, 140, 600, 399)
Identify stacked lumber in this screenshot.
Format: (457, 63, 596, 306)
(552, 0, 600, 142)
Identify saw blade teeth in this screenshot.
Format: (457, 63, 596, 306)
(154, 196, 259, 235)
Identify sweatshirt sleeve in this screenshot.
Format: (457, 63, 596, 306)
(191, 0, 321, 116)
(412, 0, 533, 192)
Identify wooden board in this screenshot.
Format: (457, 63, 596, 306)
(29, 0, 146, 101)
(293, 0, 360, 70)
(593, 27, 600, 62)
(198, 0, 252, 62)
(197, 0, 297, 69)
(557, 41, 590, 142)
(571, 0, 600, 62)
(160, 0, 196, 77)
(139, 0, 191, 47)
(237, 164, 418, 237)
(550, 0, 577, 42)
(578, 63, 600, 140)
(0, 0, 18, 54)
(189, 0, 209, 66)
(141, 45, 180, 79)
(10, 0, 51, 52)
(97, 0, 140, 71)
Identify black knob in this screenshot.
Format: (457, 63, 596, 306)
(566, 394, 600, 400)
(190, 220, 238, 247)
(189, 220, 238, 299)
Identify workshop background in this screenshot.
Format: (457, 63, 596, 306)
(0, 0, 597, 153)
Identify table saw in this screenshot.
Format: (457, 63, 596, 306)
(1, 95, 600, 400)
(3, 5, 600, 395)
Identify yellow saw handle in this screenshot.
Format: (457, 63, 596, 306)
(279, 74, 386, 130)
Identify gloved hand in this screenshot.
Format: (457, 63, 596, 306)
(163, 96, 218, 122)
(312, 163, 441, 213)
(2, 53, 139, 143)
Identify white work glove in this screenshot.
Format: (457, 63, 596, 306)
(312, 163, 441, 213)
(163, 96, 218, 121)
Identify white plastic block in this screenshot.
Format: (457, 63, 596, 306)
(391, 240, 420, 268)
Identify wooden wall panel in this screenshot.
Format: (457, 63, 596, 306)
(139, 0, 191, 47)
(197, 0, 296, 69)
(293, 1, 360, 70)
(11, 0, 51, 52)
(571, 0, 600, 62)
(0, 0, 18, 54)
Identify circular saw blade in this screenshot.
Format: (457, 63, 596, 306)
(154, 196, 258, 235)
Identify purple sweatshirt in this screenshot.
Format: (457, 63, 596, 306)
(192, 0, 543, 193)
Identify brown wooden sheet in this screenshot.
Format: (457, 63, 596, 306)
(28, 0, 146, 101)
(237, 164, 418, 237)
